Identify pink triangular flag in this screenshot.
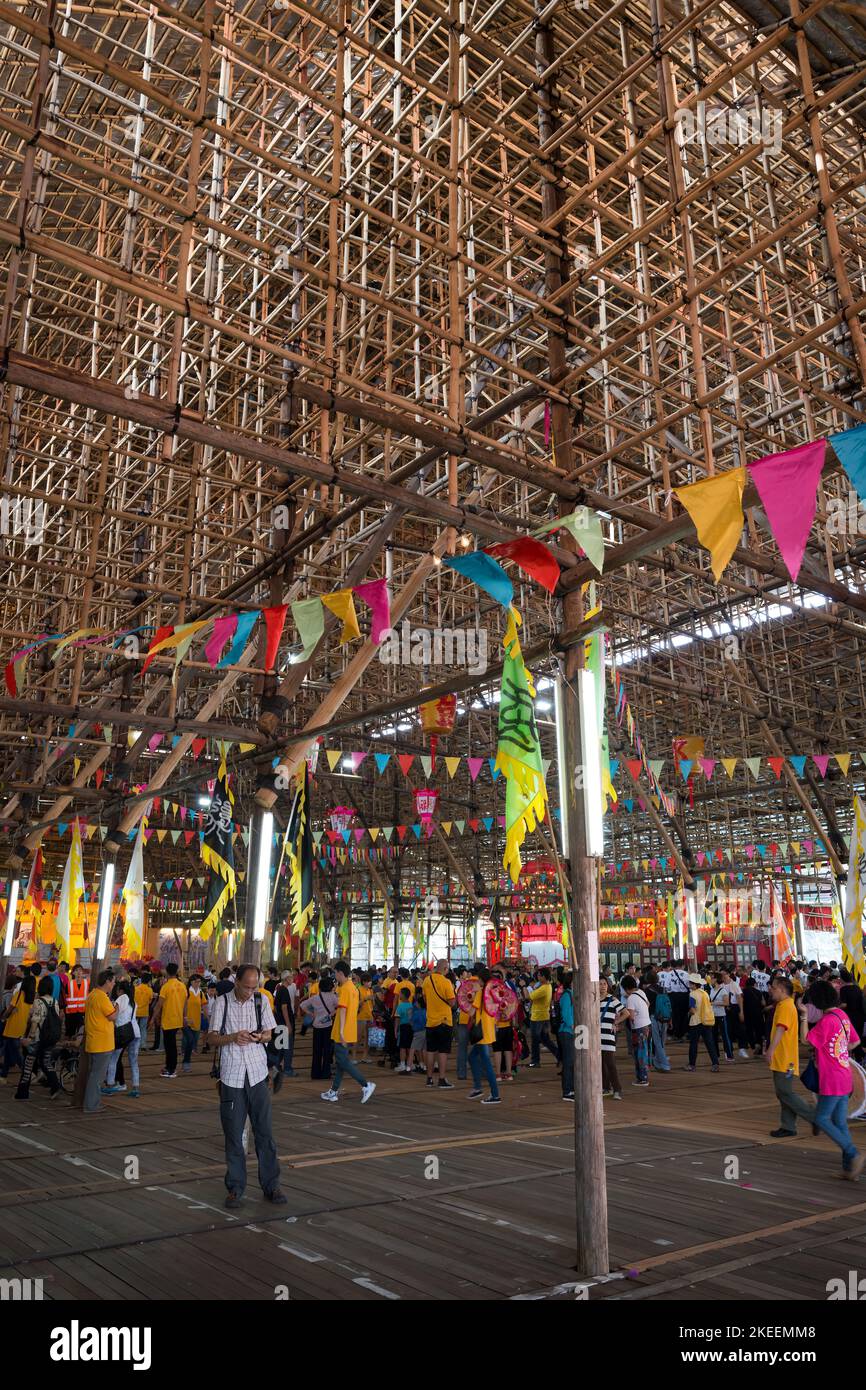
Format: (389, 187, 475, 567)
(205, 614, 237, 668)
(467, 757, 484, 782)
(813, 754, 830, 777)
(748, 440, 826, 581)
(351, 751, 368, 772)
(352, 578, 391, 644)
(698, 757, 715, 779)
(148, 732, 164, 753)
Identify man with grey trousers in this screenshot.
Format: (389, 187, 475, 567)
(207, 962, 287, 1209)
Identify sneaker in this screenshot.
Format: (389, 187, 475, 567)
(468, 1088, 483, 1099)
(563, 1092, 575, 1101)
(159, 1070, 177, 1079)
(224, 1191, 242, 1210)
(101, 1085, 122, 1095)
(481, 1095, 501, 1105)
(843, 1154, 865, 1180)
(438, 1079, 454, 1090)
(612, 1092, 623, 1100)
(724, 1056, 735, 1064)
(738, 1049, 749, 1058)
(710, 1065, 720, 1073)
(632, 1081, 649, 1087)
(271, 1071, 284, 1095)
(682, 1065, 696, 1072)
(601, 1089, 614, 1097)
(769, 1128, 797, 1138)
(527, 1063, 539, 1069)
(426, 1077, 434, 1087)
(361, 1082, 376, 1104)
(128, 1089, 141, 1099)
(182, 1064, 191, 1073)
(503, 1073, 514, 1081)
(265, 1188, 288, 1204)
(320, 1089, 339, 1102)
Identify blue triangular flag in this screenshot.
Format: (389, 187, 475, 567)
(830, 423, 866, 503)
(442, 551, 513, 608)
(374, 753, 390, 774)
(679, 759, 693, 781)
(790, 755, 807, 777)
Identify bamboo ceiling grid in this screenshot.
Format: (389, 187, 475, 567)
(0, 0, 864, 927)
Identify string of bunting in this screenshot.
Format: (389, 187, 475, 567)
(675, 424, 866, 582)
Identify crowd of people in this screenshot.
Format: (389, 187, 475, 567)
(2, 948, 864, 1200)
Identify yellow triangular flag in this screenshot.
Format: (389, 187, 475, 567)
(442, 821, 452, 835)
(326, 749, 342, 772)
(791, 841, 801, 857)
(239, 742, 256, 753)
(322, 589, 361, 644)
(157, 828, 167, 843)
(836, 753, 852, 776)
(369, 827, 379, 842)
(722, 757, 738, 778)
(73, 758, 81, 777)
(444, 756, 461, 779)
(675, 467, 747, 580)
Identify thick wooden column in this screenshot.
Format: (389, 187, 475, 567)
(535, 13, 609, 1280)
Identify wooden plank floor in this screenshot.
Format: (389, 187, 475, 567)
(2, 1033, 865, 1301)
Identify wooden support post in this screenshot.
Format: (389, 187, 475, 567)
(535, 13, 608, 1281)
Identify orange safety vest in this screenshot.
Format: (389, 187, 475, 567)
(66, 978, 89, 1012)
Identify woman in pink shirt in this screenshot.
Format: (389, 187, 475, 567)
(800, 979, 863, 1180)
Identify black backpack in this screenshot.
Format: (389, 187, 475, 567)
(40, 999, 61, 1048)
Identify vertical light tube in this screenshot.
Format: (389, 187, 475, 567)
(94, 861, 116, 961)
(3, 878, 20, 954)
(577, 668, 604, 857)
(252, 811, 274, 942)
(554, 674, 570, 858)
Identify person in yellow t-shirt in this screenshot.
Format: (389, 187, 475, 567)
(181, 973, 205, 1073)
(684, 973, 720, 1072)
(354, 970, 374, 1059)
(322, 961, 375, 1104)
(466, 964, 501, 1105)
(1, 972, 35, 1077)
(422, 960, 457, 1088)
(153, 963, 187, 1079)
(83, 970, 118, 1114)
(134, 975, 154, 1048)
(525, 968, 559, 1069)
(767, 975, 815, 1137)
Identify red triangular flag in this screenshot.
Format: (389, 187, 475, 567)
(263, 605, 289, 671)
(142, 624, 174, 674)
(767, 756, 784, 778)
(191, 737, 206, 760)
(397, 754, 414, 777)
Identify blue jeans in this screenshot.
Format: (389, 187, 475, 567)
(456, 1022, 470, 1079)
(633, 1025, 650, 1083)
(182, 1025, 200, 1065)
(107, 1035, 141, 1088)
(650, 1016, 671, 1071)
(333, 1042, 366, 1092)
(559, 1029, 574, 1094)
(713, 1014, 733, 1060)
(469, 1042, 499, 1099)
(530, 1019, 559, 1065)
(815, 1093, 858, 1168)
